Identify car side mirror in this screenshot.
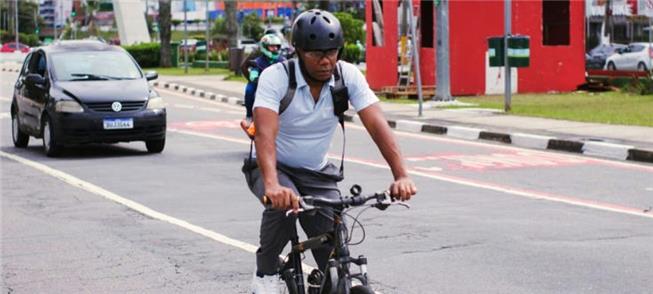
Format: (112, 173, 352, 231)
(25, 73, 45, 86)
(145, 71, 158, 81)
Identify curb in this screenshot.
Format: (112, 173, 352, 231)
(152, 80, 653, 165)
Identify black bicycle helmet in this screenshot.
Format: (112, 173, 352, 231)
(291, 9, 344, 51)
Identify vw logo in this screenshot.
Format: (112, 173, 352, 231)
(111, 102, 122, 112)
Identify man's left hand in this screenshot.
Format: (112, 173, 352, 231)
(390, 177, 417, 201)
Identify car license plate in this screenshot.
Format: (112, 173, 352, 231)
(103, 118, 133, 130)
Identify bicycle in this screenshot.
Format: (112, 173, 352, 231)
(263, 185, 410, 294)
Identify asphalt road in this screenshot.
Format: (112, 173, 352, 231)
(1, 70, 652, 294)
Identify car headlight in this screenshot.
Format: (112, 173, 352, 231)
(146, 96, 166, 110)
(55, 100, 84, 113)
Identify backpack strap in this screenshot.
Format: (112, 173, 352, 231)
(279, 59, 297, 115)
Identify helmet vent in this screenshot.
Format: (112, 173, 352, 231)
(329, 33, 335, 39)
(323, 16, 331, 24)
(315, 11, 321, 15)
(310, 16, 317, 24)
(309, 34, 317, 40)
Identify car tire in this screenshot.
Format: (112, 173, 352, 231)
(637, 62, 648, 72)
(11, 111, 29, 148)
(42, 115, 62, 157)
(145, 138, 165, 153)
(607, 62, 617, 71)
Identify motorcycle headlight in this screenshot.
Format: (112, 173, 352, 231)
(146, 96, 166, 110)
(55, 100, 84, 113)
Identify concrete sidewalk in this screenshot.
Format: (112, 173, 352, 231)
(150, 74, 653, 164)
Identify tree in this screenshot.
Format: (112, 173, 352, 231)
(0, 1, 43, 35)
(334, 12, 364, 45)
(224, 1, 238, 48)
(242, 12, 264, 41)
(158, 0, 172, 67)
(82, 0, 99, 36)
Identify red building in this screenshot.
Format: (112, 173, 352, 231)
(365, 0, 586, 96)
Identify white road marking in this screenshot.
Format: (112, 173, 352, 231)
(0, 150, 317, 273)
(0, 113, 10, 119)
(174, 104, 195, 109)
(169, 128, 653, 220)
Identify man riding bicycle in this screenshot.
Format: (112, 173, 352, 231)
(242, 9, 417, 293)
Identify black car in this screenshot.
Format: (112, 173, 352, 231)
(10, 40, 166, 156)
(585, 43, 626, 69)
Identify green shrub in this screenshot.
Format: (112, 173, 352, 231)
(122, 42, 160, 68)
(0, 30, 40, 46)
(341, 44, 362, 63)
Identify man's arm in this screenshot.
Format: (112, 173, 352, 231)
(254, 107, 299, 210)
(358, 103, 417, 200)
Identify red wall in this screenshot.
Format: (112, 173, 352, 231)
(365, 0, 398, 89)
(514, 0, 585, 93)
(449, 0, 503, 95)
(364, 0, 585, 95)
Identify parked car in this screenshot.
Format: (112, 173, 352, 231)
(585, 43, 626, 69)
(238, 38, 258, 55)
(1, 42, 30, 53)
(10, 40, 166, 156)
(604, 42, 653, 71)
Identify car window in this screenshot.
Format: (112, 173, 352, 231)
(28, 53, 47, 77)
(630, 45, 644, 53)
(50, 51, 142, 81)
(9, 44, 16, 49)
(20, 53, 32, 75)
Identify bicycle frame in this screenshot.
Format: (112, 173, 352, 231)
(279, 210, 370, 294)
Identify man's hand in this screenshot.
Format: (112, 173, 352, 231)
(264, 184, 300, 211)
(249, 69, 260, 82)
(389, 177, 417, 201)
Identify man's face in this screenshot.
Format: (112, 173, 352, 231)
(298, 48, 339, 82)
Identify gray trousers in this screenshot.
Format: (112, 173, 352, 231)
(242, 159, 343, 275)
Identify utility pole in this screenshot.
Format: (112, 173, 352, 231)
(14, 0, 18, 46)
(184, 0, 188, 74)
(503, 0, 512, 112)
(435, 0, 452, 101)
(406, 0, 424, 116)
(205, 0, 209, 73)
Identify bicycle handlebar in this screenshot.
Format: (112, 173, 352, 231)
(261, 186, 409, 214)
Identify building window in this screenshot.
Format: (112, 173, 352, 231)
(420, 0, 434, 48)
(542, 0, 570, 46)
(372, 0, 384, 46)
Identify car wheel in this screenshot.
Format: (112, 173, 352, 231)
(637, 62, 648, 72)
(607, 62, 616, 71)
(11, 111, 29, 148)
(42, 115, 62, 157)
(145, 138, 165, 153)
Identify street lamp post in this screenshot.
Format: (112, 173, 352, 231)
(14, 0, 19, 46)
(504, 0, 512, 112)
(184, 1, 188, 74)
(205, 0, 209, 73)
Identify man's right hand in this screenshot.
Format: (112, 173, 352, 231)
(263, 184, 299, 211)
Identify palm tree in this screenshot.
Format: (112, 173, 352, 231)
(224, 1, 237, 48)
(158, 0, 172, 67)
(82, 0, 99, 36)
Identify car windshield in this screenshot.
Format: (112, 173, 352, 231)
(50, 51, 142, 81)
